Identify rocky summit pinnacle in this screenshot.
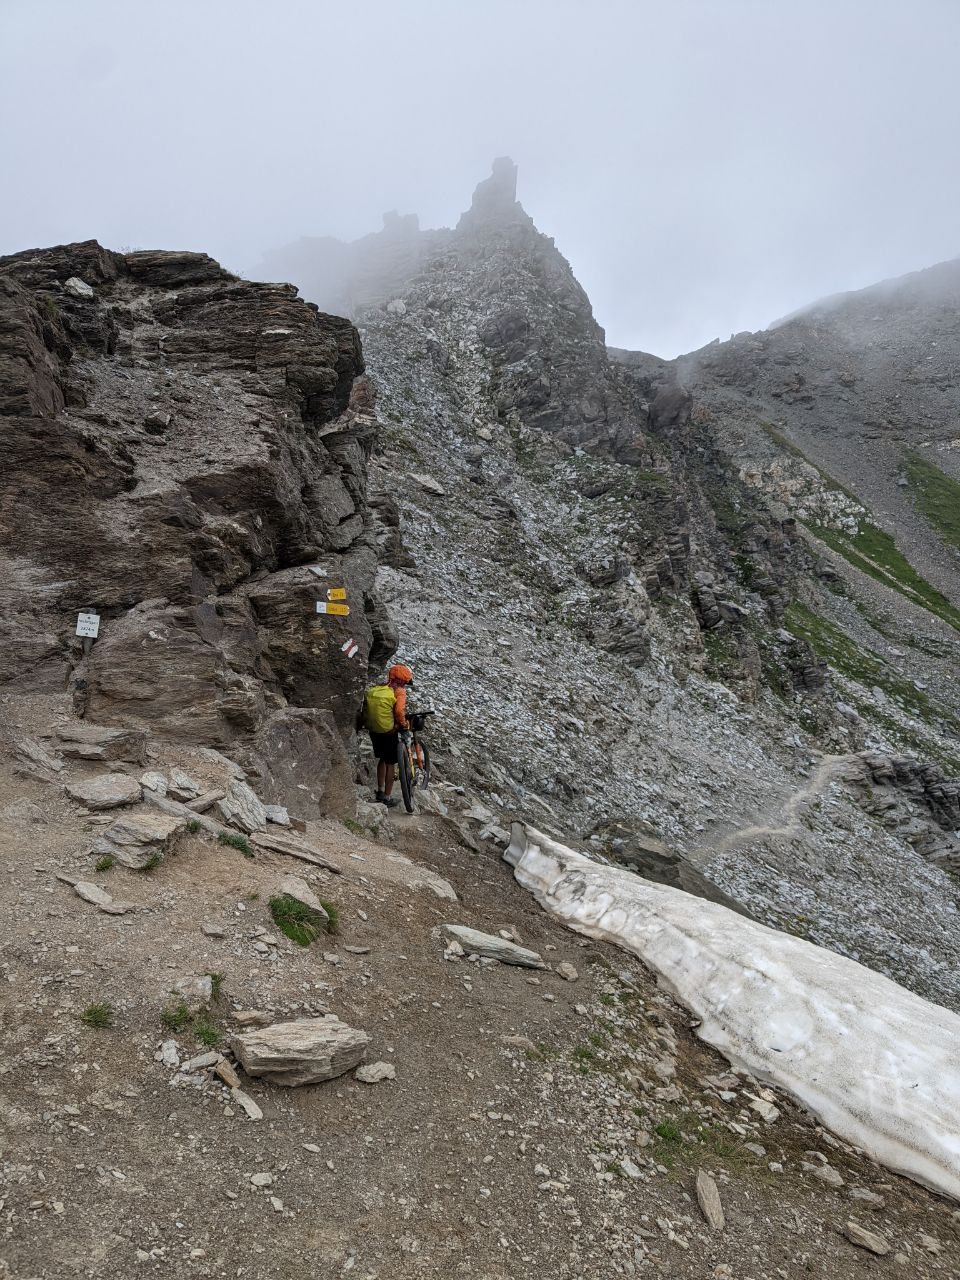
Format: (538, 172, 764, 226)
(455, 155, 526, 233)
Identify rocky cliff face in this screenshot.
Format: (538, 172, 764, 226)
(0, 241, 394, 812)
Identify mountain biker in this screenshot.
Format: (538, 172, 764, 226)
(362, 664, 414, 807)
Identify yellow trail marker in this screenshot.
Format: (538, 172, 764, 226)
(327, 587, 347, 601)
(316, 601, 351, 617)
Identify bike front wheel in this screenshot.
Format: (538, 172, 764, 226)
(397, 739, 415, 813)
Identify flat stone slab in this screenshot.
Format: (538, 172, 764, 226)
(230, 1017, 369, 1087)
(91, 809, 186, 868)
(74, 880, 113, 908)
(66, 773, 142, 810)
(444, 924, 545, 968)
(58, 724, 146, 763)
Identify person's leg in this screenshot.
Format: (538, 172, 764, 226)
(383, 762, 396, 796)
(376, 760, 387, 794)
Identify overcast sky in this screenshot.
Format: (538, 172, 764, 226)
(2, 0, 959, 356)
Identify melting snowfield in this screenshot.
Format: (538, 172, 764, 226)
(506, 823, 960, 1201)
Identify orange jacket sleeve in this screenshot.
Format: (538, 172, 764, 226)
(393, 685, 409, 729)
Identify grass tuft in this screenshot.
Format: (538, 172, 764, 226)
(140, 852, 162, 873)
(193, 1019, 221, 1048)
(218, 831, 253, 857)
(186, 819, 202, 834)
(81, 1002, 114, 1028)
(94, 854, 115, 872)
(160, 998, 193, 1032)
(269, 894, 333, 946)
(208, 972, 225, 1001)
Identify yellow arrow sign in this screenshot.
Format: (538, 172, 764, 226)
(327, 587, 347, 601)
(316, 601, 351, 617)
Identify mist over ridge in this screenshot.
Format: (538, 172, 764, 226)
(3, 0, 960, 355)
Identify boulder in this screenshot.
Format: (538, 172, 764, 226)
(264, 805, 290, 826)
(215, 780, 267, 834)
(443, 924, 545, 968)
(230, 1017, 369, 1086)
(90, 808, 186, 868)
(66, 773, 142, 810)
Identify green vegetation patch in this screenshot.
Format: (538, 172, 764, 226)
(809, 521, 960, 633)
(218, 831, 253, 857)
(94, 854, 115, 872)
(269, 893, 335, 947)
(906, 450, 960, 551)
(81, 1002, 114, 1028)
(784, 601, 932, 719)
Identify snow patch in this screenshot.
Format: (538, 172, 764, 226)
(505, 822, 960, 1201)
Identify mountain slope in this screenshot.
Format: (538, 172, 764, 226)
(259, 162, 960, 1010)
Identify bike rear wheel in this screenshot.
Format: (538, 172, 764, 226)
(397, 739, 415, 813)
(415, 741, 431, 790)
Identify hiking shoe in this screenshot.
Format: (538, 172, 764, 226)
(381, 795, 400, 808)
(375, 790, 386, 803)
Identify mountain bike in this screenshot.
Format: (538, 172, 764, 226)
(397, 710, 433, 813)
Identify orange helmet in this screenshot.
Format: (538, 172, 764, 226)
(388, 663, 414, 686)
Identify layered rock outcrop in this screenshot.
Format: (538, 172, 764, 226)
(0, 241, 394, 812)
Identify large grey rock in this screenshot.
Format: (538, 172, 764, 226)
(443, 924, 545, 968)
(90, 809, 186, 868)
(58, 725, 146, 764)
(66, 773, 142, 810)
(230, 1017, 369, 1086)
(215, 780, 267, 834)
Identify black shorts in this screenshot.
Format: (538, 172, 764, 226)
(370, 729, 399, 764)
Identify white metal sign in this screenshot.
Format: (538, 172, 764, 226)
(76, 612, 100, 639)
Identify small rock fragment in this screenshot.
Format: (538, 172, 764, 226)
(843, 1221, 890, 1255)
(250, 1172, 274, 1187)
(748, 1097, 780, 1123)
(264, 805, 290, 826)
(215, 1058, 242, 1089)
(355, 1061, 396, 1084)
(230, 1088, 263, 1120)
(73, 881, 113, 908)
(812, 1164, 844, 1189)
(555, 962, 579, 982)
(159, 1040, 180, 1068)
(696, 1170, 725, 1230)
(202, 923, 226, 939)
(443, 924, 544, 968)
(180, 1051, 220, 1073)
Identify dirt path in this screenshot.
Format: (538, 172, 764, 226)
(2, 703, 959, 1278)
(713, 754, 858, 855)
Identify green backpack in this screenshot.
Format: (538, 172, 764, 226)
(363, 684, 397, 733)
